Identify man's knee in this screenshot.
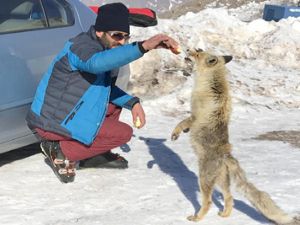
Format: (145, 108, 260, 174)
(121, 123, 133, 143)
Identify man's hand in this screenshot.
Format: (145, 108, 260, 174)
(142, 34, 179, 53)
(131, 103, 146, 129)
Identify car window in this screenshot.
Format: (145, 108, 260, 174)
(0, 0, 75, 34)
(0, 0, 47, 34)
(42, 0, 74, 28)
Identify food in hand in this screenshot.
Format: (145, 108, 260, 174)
(134, 117, 141, 128)
(171, 46, 181, 54)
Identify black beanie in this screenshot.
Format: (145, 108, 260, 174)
(94, 3, 130, 34)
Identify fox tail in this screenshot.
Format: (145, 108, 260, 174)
(224, 154, 296, 224)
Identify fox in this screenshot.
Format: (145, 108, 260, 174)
(171, 49, 299, 224)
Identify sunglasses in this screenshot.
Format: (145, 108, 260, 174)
(106, 31, 130, 41)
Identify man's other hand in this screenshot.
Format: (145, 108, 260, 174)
(131, 103, 146, 128)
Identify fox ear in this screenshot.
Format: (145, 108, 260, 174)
(206, 56, 218, 66)
(195, 48, 203, 52)
(223, 55, 233, 64)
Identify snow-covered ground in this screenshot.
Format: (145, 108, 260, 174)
(0, 1, 300, 225)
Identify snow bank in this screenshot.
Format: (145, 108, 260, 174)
(129, 6, 300, 111)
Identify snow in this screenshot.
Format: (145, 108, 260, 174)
(0, 1, 300, 225)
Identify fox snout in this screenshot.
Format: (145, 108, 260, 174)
(185, 48, 203, 64)
(186, 48, 203, 55)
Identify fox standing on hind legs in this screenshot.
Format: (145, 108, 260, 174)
(171, 49, 299, 224)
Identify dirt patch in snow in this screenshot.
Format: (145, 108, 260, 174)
(253, 130, 300, 148)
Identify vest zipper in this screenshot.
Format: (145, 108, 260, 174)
(64, 101, 84, 125)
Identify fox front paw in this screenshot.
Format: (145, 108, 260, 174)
(171, 131, 180, 141)
(183, 128, 190, 133)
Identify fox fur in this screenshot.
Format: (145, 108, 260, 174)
(171, 49, 298, 224)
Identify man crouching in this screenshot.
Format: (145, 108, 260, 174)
(26, 2, 179, 183)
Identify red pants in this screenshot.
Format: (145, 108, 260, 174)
(36, 104, 133, 161)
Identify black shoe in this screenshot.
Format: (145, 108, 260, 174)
(40, 141, 76, 183)
(79, 151, 128, 169)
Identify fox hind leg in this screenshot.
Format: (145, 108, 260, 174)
(188, 167, 217, 221)
(217, 165, 233, 217)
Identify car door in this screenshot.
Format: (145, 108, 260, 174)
(0, 0, 84, 153)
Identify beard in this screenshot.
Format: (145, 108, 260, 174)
(98, 33, 122, 49)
